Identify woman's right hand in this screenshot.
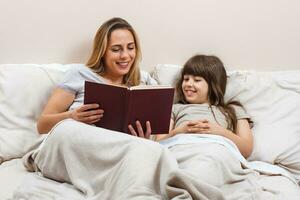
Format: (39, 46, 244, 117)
(70, 104, 104, 124)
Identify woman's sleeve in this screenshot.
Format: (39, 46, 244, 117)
(57, 66, 83, 94)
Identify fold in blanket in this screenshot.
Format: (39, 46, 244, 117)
(160, 134, 298, 185)
(13, 119, 292, 199)
(16, 119, 224, 200)
(169, 143, 286, 199)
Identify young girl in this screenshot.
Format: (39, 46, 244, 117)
(157, 54, 253, 157)
(156, 55, 258, 196)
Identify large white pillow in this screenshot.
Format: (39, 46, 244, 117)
(0, 64, 155, 164)
(152, 64, 300, 182)
(0, 64, 72, 163)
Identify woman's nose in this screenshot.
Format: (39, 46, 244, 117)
(120, 50, 129, 58)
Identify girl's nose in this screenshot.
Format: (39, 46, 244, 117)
(187, 79, 194, 86)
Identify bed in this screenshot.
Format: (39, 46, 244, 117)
(0, 63, 300, 199)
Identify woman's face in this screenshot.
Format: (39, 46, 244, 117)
(182, 75, 209, 104)
(103, 29, 136, 80)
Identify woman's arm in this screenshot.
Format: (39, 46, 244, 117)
(37, 88, 103, 134)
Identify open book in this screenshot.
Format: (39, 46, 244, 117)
(84, 81, 175, 134)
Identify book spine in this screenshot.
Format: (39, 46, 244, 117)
(122, 90, 131, 133)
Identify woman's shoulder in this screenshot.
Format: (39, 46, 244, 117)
(65, 65, 105, 82)
(66, 64, 92, 75)
(62, 64, 87, 78)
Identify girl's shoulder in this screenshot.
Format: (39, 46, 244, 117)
(229, 104, 247, 116)
(172, 103, 212, 113)
(228, 104, 253, 127)
(173, 103, 212, 108)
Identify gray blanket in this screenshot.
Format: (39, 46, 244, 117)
(11, 119, 297, 199)
(12, 119, 223, 200)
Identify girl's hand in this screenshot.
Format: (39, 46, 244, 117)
(171, 122, 193, 134)
(171, 120, 210, 134)
(70, 104, 104, 124)
(128, 121, 151, 139)
(187, 119, 226, 136)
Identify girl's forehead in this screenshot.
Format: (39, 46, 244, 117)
(183, 74, 203, 78)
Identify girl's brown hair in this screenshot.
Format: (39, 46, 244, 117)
(175, 55, 243, 132)
(86, 17, 141, 86)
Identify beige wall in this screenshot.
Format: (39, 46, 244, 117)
(0, 0, 299, 71)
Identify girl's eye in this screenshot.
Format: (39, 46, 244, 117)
(183, 77, 189, 81)
(195, 79, 202, 82)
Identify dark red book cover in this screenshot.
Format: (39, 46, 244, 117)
(84, 81, 174, 134)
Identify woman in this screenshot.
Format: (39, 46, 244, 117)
(37, 17, 150, 136)
(23, 18, 222, 200)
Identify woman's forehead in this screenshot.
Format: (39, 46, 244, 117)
(108, 29, 135, 46)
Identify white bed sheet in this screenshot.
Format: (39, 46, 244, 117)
(1, 158, 299, 199)
(0, 159, 29, 200)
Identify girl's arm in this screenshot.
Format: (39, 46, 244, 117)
(220, 119, 253, 158)
(188, 119, 253, 158)
(37, 88, 103, 134)
(155, 119, 194, 141)
(155, 119, 175, 141)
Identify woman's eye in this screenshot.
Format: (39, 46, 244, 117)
(128, 45, 135, 50)
(111, 48, 121, 52)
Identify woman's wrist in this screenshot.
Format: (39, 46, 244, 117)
(67, 110, 73, 119)
(169, 129, 179, 137)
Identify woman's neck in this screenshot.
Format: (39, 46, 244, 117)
(100, 72, 125, 86)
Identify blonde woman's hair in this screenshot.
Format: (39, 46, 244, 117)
(86, 17, 141, 86)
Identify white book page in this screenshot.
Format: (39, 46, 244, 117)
(129, 85, 173, 90)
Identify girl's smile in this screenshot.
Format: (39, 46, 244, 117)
(182, 75, 209, 104)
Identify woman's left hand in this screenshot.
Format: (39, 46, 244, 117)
(128, 121, 152, 139)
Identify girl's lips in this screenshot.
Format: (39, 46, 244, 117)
(185, 90, 196, 96)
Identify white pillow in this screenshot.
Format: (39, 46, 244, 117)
(151, 64, 182, 86)
(0, 64, 72, 163)
(152, 64, 300, 182)
(0, 64, 155, 164)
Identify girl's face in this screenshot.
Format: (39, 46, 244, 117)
(103, 29, 136, 80)
(182, 75, 209, 104)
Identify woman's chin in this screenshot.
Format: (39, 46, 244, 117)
(116, 68, 130, 76)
